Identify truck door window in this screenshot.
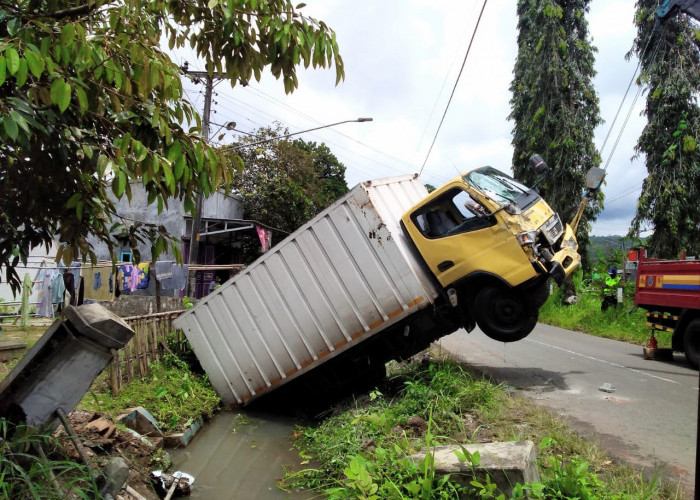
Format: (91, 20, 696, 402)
(413, 188, 495, 239)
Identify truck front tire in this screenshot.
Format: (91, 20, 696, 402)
(683, 319, 700, 369)
(473, 285, 538, 342)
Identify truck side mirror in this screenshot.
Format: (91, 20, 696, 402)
(585, 167, 605, 190)
(529, 154, 549, 175)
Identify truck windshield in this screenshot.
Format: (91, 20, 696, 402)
(464, 167, 539, 210)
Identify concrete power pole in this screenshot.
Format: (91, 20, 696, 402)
(186, 71, 215, 266)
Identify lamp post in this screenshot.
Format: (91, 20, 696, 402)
(187, 116, 373, 269)
(224, 117, 373, 151)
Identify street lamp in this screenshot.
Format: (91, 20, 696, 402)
(224, 117, 373, 151)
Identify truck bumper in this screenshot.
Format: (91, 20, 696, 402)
(547, 225, 581, 285)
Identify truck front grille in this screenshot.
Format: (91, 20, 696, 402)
(542, 214, 563, 245)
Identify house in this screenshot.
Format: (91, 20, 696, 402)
(88, 182, 265, 298)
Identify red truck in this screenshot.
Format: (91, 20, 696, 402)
(632, 248, 700, 367)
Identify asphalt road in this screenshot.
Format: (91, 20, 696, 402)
(436, 324, 698, 493)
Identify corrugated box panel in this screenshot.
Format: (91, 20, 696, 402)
(174, 175, 436, 405)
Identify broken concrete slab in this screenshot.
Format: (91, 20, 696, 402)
(118, 407, 163, 438)
(0, 304, 134, 430)
(411, 440, 539, 497)
(0, 341, 27, 362)
(85, 416, 117, 439)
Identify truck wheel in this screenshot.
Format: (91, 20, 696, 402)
(683, 319, 700, 369)
(474, 286, 538, 342)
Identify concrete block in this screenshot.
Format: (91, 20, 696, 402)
(0, 341, 27, 362)
(163, 417, 204, 448)
(411, 440, 539, 496)
(118, 406, 163, 437)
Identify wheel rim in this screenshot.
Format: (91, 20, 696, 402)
(490, 293, 525, 330)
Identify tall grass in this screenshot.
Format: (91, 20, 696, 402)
(0, 420, 99, 499)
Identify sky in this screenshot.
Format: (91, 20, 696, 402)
(173, 1, 651, 237)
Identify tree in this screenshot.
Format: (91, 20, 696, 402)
(292, 138, 349, 207)
(628, 1, 700, 258)
(0, 0, 343, 294)
(509, 0, 602, 268)
(233, 125, 348, 240)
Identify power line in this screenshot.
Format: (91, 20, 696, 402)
(420, 0, 488, 175)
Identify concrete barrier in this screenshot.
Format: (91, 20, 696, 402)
(411, 440, 539, 497)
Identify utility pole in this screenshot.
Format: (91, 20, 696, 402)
(186, 70, 215, 266)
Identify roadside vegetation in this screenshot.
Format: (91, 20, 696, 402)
(538, 260, 665, 347)
(284, 358, 683, 499)
(80, 351, 220, 433)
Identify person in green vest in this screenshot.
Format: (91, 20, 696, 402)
(601, 267, 621, 311)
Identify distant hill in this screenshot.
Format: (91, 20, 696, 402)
(586, 235, 640, 268)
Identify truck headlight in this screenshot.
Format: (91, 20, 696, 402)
(516, 230, 537, 246)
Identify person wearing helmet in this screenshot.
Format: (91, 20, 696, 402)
(601, 267, 621, 311)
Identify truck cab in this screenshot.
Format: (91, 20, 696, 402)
(401, 165, 580, 342)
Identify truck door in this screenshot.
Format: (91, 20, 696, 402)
(408, 186, 531, 288)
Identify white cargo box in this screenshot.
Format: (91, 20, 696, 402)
(174, 175, 438, 406)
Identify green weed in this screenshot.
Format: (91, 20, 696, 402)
(0, 419, 99, 499)
(81, 353, 220, 433)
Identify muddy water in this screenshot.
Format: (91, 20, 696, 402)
(169, 411, 313, 499)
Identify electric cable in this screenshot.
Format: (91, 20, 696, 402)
(419, 0, 488, 175)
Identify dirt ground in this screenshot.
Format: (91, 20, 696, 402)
(60, 410, 169, 500)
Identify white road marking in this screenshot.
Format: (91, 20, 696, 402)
(526, 339, 681, 385)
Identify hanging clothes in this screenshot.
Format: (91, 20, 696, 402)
(171, 264, 188, 291)
(136, 263, 149, 289)
(128, 264, 140, 291)
(82, 266, 116, 301)
(63, 271, 76, 306)
(155, 261, 174, 290)
(36, 271, 54, 317)
(51, 272, 65, 305)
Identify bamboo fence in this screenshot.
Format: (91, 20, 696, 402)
(108, 310, 186, 395)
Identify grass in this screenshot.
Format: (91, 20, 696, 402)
(538, 279, 668, 347)
(80, 353, 221, 433)
(284, 358, 683, 499)
(0, 419, 99, 499)
(0, 323, 53, 383)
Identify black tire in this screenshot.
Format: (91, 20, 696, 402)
(683, 319, 700, 369)
(527, 281, 550, 309)
(474, 285, 538, 342)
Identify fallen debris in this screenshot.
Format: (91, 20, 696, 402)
(598, 383, 615, 393)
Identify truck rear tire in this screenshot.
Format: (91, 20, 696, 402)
(473, 285, 538, 342)
(683, 319, 700, 369)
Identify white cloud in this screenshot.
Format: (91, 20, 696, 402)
(179, 0, 650, 236)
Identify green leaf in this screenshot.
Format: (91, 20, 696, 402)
(3, 115, 19, 140)
(174, 153, 185, 180)
(66, 193, 82, 209)
(58, 81, 71, 112)
(6, 17, 20, 36)
(0, 56, 5, 86)
(50, 78, 64, 106)
(167, 142, 182, 162)
(75, 86, 88, 114)
(5, 47, 20, 75)
(61, 24, 76, 46)
(25, 50, 44, 78)
(114, 170, 127, 197)
(15, 58, 28, 87)
(9, 110, 28, 135)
